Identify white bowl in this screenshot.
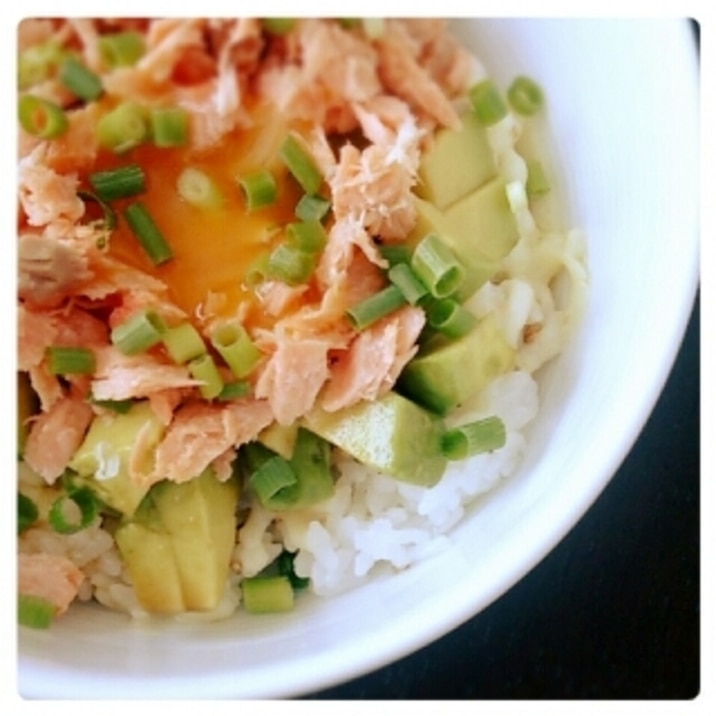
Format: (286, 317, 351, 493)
(17, 18, 699, 699)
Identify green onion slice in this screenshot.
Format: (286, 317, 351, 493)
(261, 18, 297, 35)
(18, 594, 56, 629)
(18, 41, 65, 89)
(425, 298, 478, 339)
(241, 575, 295, 614)
(88, 163, 146, 202)
(162, 322, 206, 363)
(345, 284, 407, 331)
(18, 94, 68, 138)
(267, 243, 316, 286)
(18, 493, 39, 534)
(77, 190, 117, 231)
(98, 31, 146, 69)
(48, 487, 99, 534)
(278, 133, 323, 195)
(249, 454, 298, 505)
(96, 101, 148, 153)
(507, 76, 544, 117)
(111, 309, 166, 355)
(277, 550, 310, 589)
(123, 202, 173, 265)
(150, 107, 188, 148)
(410, 233, 466, 299)
(526, 159, 550, 198)
(238, 169, 277, 211)
(58, 56, 103, 102)
(295, 193, 331, 222)
(388, 262, 429, 305)
(176, 167, 224, 210)
(441, 416, 507, 460)
(210, 323, 261, 379)
(468, 79, 508, 126)
(217, 380, 251, 401)
(188, 354, 224, 400)
(285, 220, 327, 253)
(45, 346, 96, 375)
(379, 244, 412, 268)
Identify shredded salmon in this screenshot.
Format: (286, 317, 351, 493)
(23, 395, 95, 484)
(18, 552, 86, 616)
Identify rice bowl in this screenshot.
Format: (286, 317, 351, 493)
(16, 17, 699, 699)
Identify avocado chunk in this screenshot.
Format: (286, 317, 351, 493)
(442, 177, 520, 262)
(416, 111, 497, 210)
(303, 391, 447, 487)
(115, 469, 240, 613)
(409, 196, 500, 300)
(69, 401, 163, 516)
(397, 315, 515, 416)
(244, 427, 335, 510)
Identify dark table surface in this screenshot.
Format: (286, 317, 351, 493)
(306, 292, 700, 700)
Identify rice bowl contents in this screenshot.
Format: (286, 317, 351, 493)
(16, 17, 588, 625)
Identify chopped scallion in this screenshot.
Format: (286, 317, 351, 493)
(241, 575, 295, 614)
(18, 94, 68, 138)
(388, 262, 429, 305)
(88, 163, 146, 202)
(345, 284, 407, 331)
(98, 31, 146, 69)
(188, 354, 224, 400)
(45, 346, 96, 375)
(267, 243, 316, 286)
(96, 101, 148, 153)
(58, 56, 103, 102)
(238, 169, 277, 211)
(111, 309, 166, 355)
(210, 323, 262, 379)
(249, 454, 298, 505)
(441, 416, 507, 460)
(424, 298, 478, 339)
(48, 487, 99, 534)
(507, 76, 544, 117)
(217, 380, 251, 401)
(176, 167, 224, 210)
(89, 396, 134, 414)
(123, 202, 173, 265)
(277, 550, 310, 589)
(18, 41, 65, 89)
(285, 220, 327, 253)
(295, 193, 331, 222)
(468, 79, 508, 126)
(18, 493, 39, 534)
(162, 322, 207, 363)
(379, 244, 412, 267)
(279, 133, 323, 195)
(410, 233, 466, 299)
(526, 159, 550, 198)
(77, 190, 117, 231)
(150, 107, 188, 147)
(18, 594, 55, 629)
(261, 18, 297, 35)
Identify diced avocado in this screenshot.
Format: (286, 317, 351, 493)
(115, 469, 240, 614)
(115, 518, 186, 614)
(416, 111, 497, 210)
(257, 421, 299, 459)
(17, 371, 38, 457)
(152, 470, 240, 611)
(69, 401, 164, 516)
(303, 391, 447, 487)
(409, 197, 500, 300)
(442, 177, 520, 262)
(397, 315, 515, 416)
(244, 427, 334, 511)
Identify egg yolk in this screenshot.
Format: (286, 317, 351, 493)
(97, 107, 306, 329)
